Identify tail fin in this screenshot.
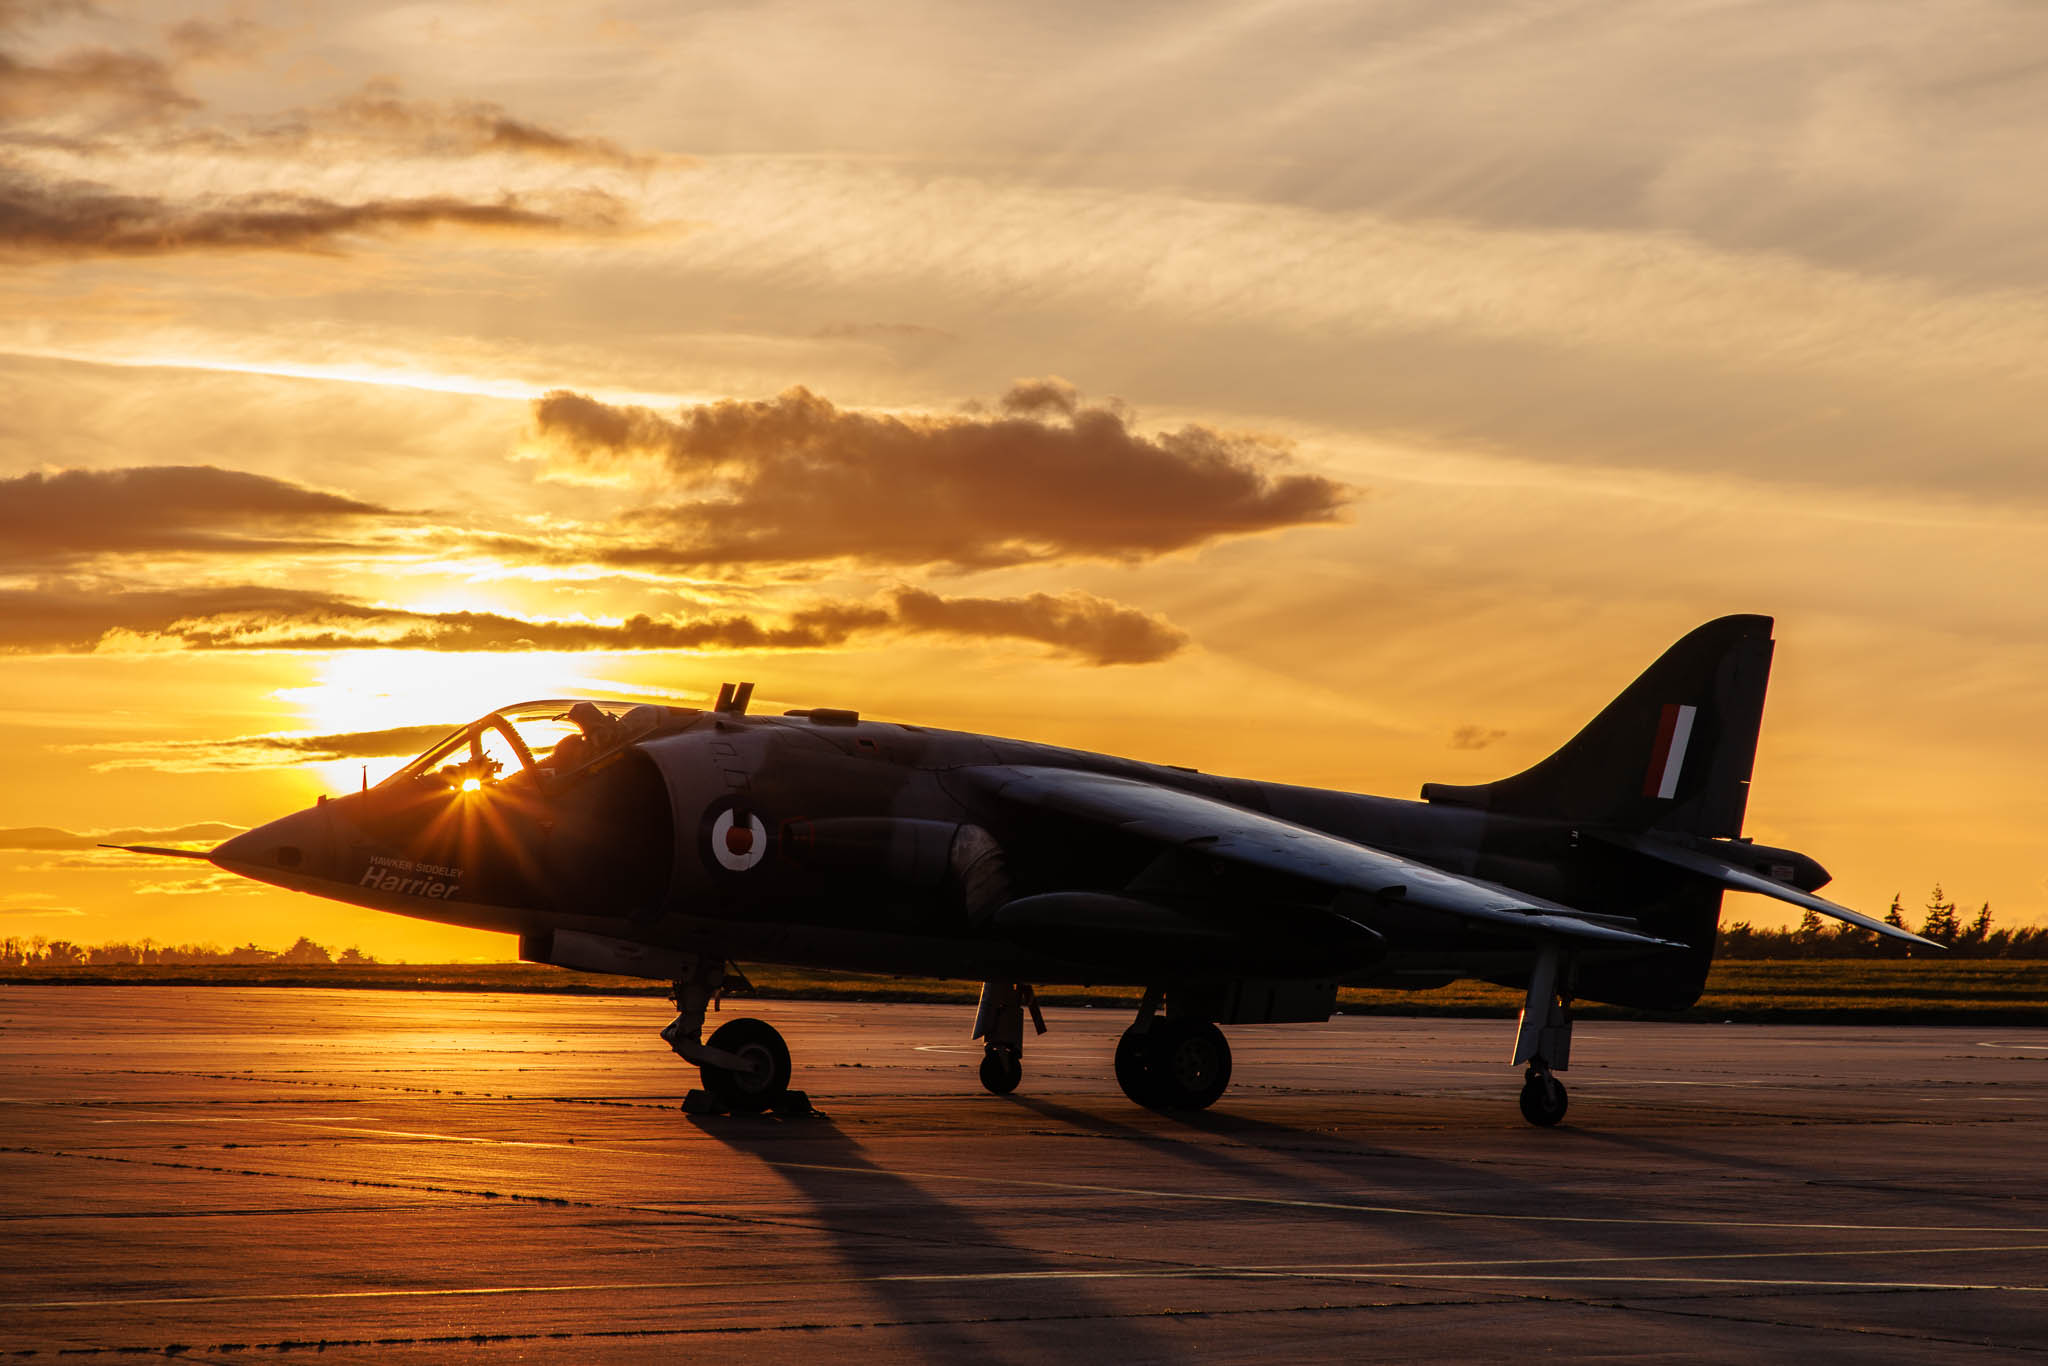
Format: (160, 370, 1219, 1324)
(1422, 615, 1774, 837)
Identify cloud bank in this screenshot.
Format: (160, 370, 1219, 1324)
(0, 465, 386, 563)
(533, 381, 1351, 570)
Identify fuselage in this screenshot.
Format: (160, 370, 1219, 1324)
(210, 701, 1718, 1006)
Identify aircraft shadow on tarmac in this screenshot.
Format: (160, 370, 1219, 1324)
(685, 1110, 1174, 1360)
(996, 1094, 1795, 1282)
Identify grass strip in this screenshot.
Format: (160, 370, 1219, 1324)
(5, 960, 2048, 1024)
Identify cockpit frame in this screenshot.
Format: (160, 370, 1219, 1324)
(383, 698, 695, 792)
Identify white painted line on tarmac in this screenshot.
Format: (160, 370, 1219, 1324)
(72, 1106, 587, 1150)
(901, 1243, 2048, 1277)
(760, 1159, 2048, 1235)
(17, 1246, 2048, 1313)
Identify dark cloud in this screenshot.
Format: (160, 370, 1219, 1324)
(0, 465, 387, 565)
(532, 381, 1352, 570)
(0, 171, 626, 258)
(1449, 724, 1507, 751)
(0, 583, 1187, 666)
(999, 376, 1079, 417)
(890, 587, 1186, 664)
(0, 822, 243, 850)
(0, 584, 362, 651)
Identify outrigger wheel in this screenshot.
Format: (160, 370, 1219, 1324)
(699, 1017, 792, 1114)
(1518, 1063, 1568, 1127)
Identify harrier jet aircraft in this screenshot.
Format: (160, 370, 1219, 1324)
(117, 615, 1932, 1124)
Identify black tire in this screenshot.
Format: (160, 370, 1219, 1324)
(1150, 1020, 1232, 1111)
(979, 1049, 1022, 1096)
(1118, 1020, 1231, 1111)
(1114, 1026, 1160, 1107)
(700, 1017, 791, 1114)
(1518, 1071, 1568, 1127)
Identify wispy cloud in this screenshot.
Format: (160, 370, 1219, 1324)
(0, 172, 628, 258)
(0, 822, 243, 850)
(1, 582, 1188, 666)
(73, 725, 463, 773)
(1, 12, 654, 262)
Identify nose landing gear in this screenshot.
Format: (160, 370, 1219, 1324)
(661, 956, 807, 1115)
(700, 1016, 793, 1113)
(972, 981, 1044, 1095)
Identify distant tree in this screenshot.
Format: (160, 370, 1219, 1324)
(279, 937, 333, 965)
(43, 939, 83, 966)
(1795, 908, 1825, 951)
(1884, 896, 1907, 931)
(1920, 885, 1960, 945)
(226, 942, 278, 964)
(1964, 903, 1994, 950)
(337, 946, 375, 965)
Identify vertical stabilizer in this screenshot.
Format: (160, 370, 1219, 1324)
(1422, 616, 1775, 837)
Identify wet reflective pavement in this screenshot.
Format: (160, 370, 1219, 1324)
(6, 987, 2048, 1361)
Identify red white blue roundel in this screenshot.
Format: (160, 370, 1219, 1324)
(710, 807, 769, 872)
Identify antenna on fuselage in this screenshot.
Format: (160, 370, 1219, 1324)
(714, 681, 755, 715)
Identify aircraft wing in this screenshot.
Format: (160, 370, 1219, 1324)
(964, 765, 1684, 952)
(1594, 831, 1944, 950)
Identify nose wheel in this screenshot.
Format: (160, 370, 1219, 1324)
(1518, 1063, 1568, 1127)
(978, 1046, 1023, 1095)
(700, 1017, 793, 1113)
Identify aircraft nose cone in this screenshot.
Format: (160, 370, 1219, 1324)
(210, 803, 336, 886)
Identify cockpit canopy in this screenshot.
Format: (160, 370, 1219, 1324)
(388, 698, 697, 791)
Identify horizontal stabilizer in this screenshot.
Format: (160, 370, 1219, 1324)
(1598, 832, 1943, 950)
(98, 843, 213, 860)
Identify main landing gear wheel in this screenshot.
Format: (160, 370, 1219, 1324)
(1116, 1020, 1232, 1111)
(1518, 1065, 1568, 1127)
(699, 1017, 791, 1114)
(1113, 1028, 1160, 1107)
(979, 1047, 1023, 1096)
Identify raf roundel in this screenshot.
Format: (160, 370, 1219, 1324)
(710, 807, 770, 873)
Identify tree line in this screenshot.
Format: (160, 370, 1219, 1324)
(0, 937, 375, 967)
(2, 887, 2030, 965)
(1718, 885, 2043, 958)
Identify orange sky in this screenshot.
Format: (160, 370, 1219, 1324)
(3, 1, 2043, 961)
